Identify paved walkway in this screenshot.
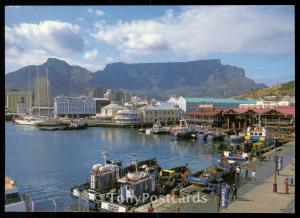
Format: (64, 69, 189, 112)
(132, 141, 295, 213)
(221, 141, 295, 213)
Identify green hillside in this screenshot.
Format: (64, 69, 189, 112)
(234, 80, 295, 100)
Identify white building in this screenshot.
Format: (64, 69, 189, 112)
(54, 96, 96, 117)
(168, 96, 187, 112)
(140, 102, 181, 124)
(168, 96, 257, 112)
(240, 100, 291, 109)
(100, 103, 125, 118)
(114, 109, 141, 125)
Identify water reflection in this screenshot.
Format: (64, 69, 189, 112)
(6, 122, 222, 211)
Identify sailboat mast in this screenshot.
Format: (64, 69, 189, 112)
(46, 65, 49, 117)
(36, 66, 41, 117)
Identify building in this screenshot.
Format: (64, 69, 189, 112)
(89, 87, 105, 98)
(31, 107, 55, 117)
(114, 109, 141, 125)
(5, 90, 33, 113)
(187, 109, 224, 127)
(168, 96, 187, 112)
(168, 96, 257, 112)
(54, 96, 96, 117)
(104, 89, 132, 105)
(139, 102, 181, 124)
(240, 100, 292, 109)
(100, 103, 125, 118)
(222, 107, 295, 130)
(185, 98, 257, 112)
(33, 76, 50, 107)
(94, 98, 111, 114)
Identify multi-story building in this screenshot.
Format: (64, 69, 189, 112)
(168, 96, 257, 112)
(89, 87, 106, 98)
(100, 103, 125, 118)
(5, 90, 33, 113)
(33, 76, 50, 107)
(114, 109, 141, 125)
(104, 89, 132, 105)
(139, 102, 181, 124)
(54, 96, 96, 117)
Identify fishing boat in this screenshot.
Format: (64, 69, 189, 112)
(5, 176, 33, 212)
(187, 165, 231, 185)
(170, 119, 196, 139)
(152, 120, 170, 135)
(157, 165, 190, 194)
(71, 156, 160, 204)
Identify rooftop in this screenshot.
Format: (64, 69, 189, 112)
(186, 97, 257, 104)
(102, 103, 125, 110)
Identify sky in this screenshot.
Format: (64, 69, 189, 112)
(5, 5, 295, 86)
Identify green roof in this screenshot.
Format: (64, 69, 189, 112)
(186, 97, 256, 104)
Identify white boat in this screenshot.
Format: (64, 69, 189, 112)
(5, 176, 32, 212)
(14, 116, 44, 126)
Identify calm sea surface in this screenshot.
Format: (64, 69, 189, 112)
(5, 122, 221, 211)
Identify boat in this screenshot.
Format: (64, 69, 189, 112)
(224, 120, 276, 161)
(63, 118, 87, 130)
(14, 115, 44, 126)
(138, 128, 146, 133)
(152, 120, 170, 135)
(118, 170, 156, 205)
(187, 165, 231, 185)
(15, 66, 45, 126)
(157, 165, 190, 194)
(170, 119, 196, 139)
(71, 150, 123, 202)
(71, 157, 160, 204)
(5, 176, 33, 212)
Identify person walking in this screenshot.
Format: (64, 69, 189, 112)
(235, 165, 241, 184)
(244, 167, 249, 184)
(251, 170, 256, 182)
(231, 184, 238, 201)
(284, 177, 289, 194)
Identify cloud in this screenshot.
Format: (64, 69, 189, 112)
(84, 49, 98, 60)
(95, 10, 105, 17)
(92, 6, 294, 60)
(5, 49, 49, 73)
(6, 20, 84, 54)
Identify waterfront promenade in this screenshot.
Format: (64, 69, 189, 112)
(133, 141, 295, 213)
(221, 140, 295, 213)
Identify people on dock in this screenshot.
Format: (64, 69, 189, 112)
(251, 170, 256, 182)
(231, 184, 238, 201)
(235, 165, 241, 184)
(148, 203, 154, 213)
(242, 167, 249, 184)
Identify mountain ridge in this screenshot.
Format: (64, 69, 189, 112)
(5, 58, 266, 99)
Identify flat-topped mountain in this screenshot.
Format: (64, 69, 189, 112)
(5, 58, 266, 98)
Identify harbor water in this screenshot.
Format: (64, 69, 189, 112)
(5, 122, 222, 212)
